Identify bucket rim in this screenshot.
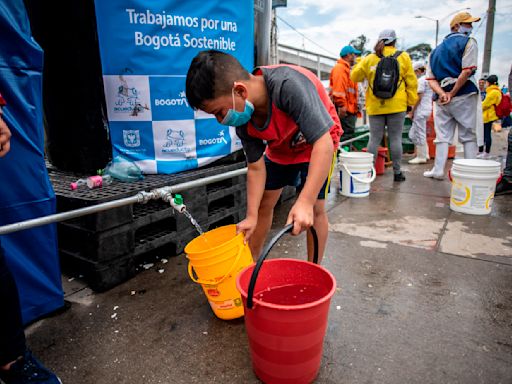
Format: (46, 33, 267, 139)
(236, 258, 337, 311)
(452, 159, 501, 168)
(339, 151, 373, 159)
(184, 224, 243, 256)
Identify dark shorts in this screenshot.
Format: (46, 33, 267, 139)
(264, 156, 332, 200)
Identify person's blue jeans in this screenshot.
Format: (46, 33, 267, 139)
(0, 240, 27, 366)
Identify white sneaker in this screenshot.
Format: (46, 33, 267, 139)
(477, 152, 491, 159)
(423, 169, 444, 180)
(408, 156, 427, 164)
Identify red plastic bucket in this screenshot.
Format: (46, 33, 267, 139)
(236, 225, 336, 384)
(363, 147, 387, 175)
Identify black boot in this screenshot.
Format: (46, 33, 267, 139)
(495, 178, 512, 195)
(394, 172, 406, 182)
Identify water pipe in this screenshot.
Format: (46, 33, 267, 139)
(0, 167, 247, 235)
(339, 132, 370, 147)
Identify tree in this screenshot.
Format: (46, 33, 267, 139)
(349, 35, 371, 56)
(406, 43, 432, 62)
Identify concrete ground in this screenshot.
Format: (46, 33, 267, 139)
(26, 129, 512, 384)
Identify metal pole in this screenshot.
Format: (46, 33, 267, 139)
(0, 168, 248, 235)
(435, 19, 439, 47)
(482, 0, 496, 75)
(339, 132, 370, 147)
(254, 0, 272, 66)
(270, 8, 279, 65)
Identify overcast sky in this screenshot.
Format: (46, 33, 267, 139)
(276, 0, 512, 87)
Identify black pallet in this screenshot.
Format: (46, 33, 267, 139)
(57, 182, 246, 262)
(61, 206, 246, 292)
(49, 162, 247, 231)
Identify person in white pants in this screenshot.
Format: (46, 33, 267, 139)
(423, 12, 481, 179)
(408, 62, 433, 164)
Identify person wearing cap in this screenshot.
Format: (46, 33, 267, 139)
(408, 61, 433, 164)
(424, 11, 482, 179)
(478, 74, 502, 158)
(329, 45, 360, 140)
(351, 29, 418, 182)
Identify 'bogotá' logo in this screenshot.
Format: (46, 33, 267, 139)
(123, 130, 141, 147)
(199, 130, 228, 146)
(154, 91, 189, 108)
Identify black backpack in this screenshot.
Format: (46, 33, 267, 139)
(371, 51, 403, 99)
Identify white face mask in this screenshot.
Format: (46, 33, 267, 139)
(458, 25, 473, 35)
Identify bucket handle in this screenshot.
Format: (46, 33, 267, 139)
(246, 224, 319, 310)
(450, 169, 503, 185)
(341, 163, 376, 184)
(188, 243, 245, 286)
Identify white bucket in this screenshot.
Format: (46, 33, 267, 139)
(339, 152, 376, 198)
(450, 159, 501, 215)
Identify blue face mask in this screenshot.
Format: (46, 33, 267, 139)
(459, 25, 473, 35)
(220, 88, 254, 126)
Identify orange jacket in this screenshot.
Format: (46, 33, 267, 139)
(329, 58, 358, 114)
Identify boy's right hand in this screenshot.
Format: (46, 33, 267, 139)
(237, 216, 258, 243)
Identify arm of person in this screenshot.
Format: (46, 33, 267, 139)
(427, 78, 451, 104)
(0, 108, 12, 157)
(235, 126, 266, 241)
(481, 89, 501, 111)
(350, 58, 367, 83)
(447, 68, 473, 99)
(287, 131, 333, 235)
(426, 55, 451, 105)
(237, 155, 266, 241)
(410, 92, 423, 117)
(331, 68, 348, 116)
(403, 53, 418, 108)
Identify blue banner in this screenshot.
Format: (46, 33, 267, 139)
(94, 0, 254, 174)
(0, 0, 63, 324)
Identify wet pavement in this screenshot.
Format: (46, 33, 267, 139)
(25, 129, 512, 384)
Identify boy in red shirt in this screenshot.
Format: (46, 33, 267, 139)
(186, 50, 342, 262)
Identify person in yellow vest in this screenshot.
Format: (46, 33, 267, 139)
(351, 29, 418, 182)
(478, 74, 502, 158)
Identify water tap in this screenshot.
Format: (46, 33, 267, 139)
(169, 193, 186, 213)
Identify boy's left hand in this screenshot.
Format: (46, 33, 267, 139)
(286, 199, 314, 235)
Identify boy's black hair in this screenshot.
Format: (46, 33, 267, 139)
(185, 50, 250, 110)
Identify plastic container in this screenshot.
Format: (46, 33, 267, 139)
(339, 152, 376, 197)
(185, 225, 253, 320)
(102, 155, 144, 182)
(450, 159, 501, 215)
(363, 147, 387, 175)
(236, 225, 336, 384)
(427, 137, 456, 159)
(70, 175, 113, 190)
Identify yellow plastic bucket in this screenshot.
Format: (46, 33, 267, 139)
(184, 225, 253, 320)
